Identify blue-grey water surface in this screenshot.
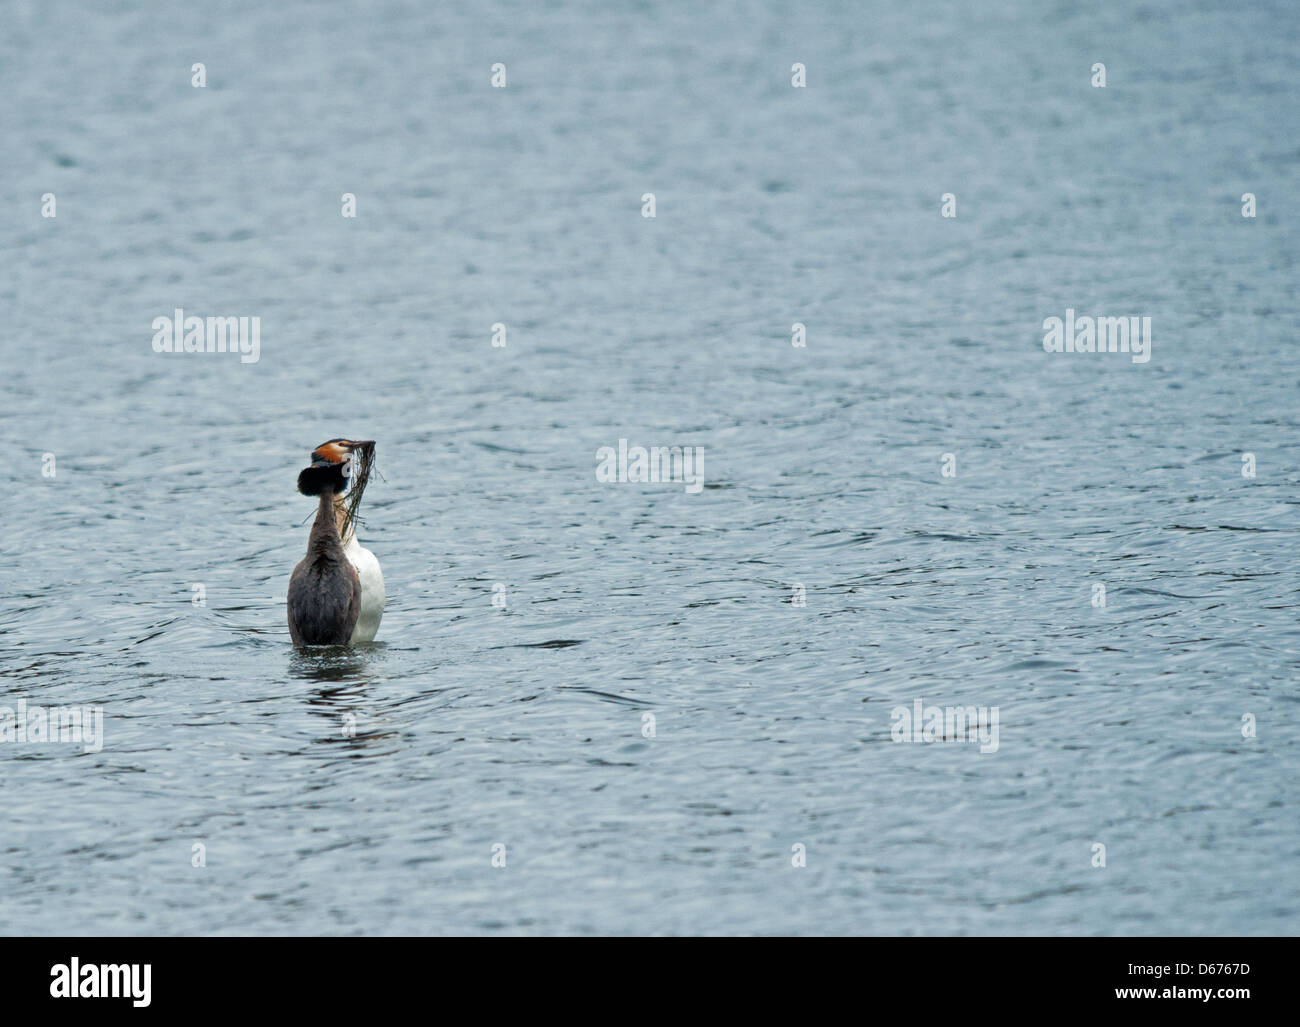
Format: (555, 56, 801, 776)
(2, 0, 1298, 934)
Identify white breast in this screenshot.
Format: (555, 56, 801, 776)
(344, 536, 385, 643)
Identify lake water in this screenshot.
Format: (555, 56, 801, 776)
(1, 0, 1298, 934)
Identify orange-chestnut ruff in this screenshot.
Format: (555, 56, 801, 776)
(297, 439, 378, 541)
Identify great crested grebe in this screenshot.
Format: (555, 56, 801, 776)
(287, 439, 386, 647)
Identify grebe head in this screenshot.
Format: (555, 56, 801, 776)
(297, 438, 373, 496)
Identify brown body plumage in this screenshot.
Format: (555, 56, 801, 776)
(287, 484, 362, 646)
